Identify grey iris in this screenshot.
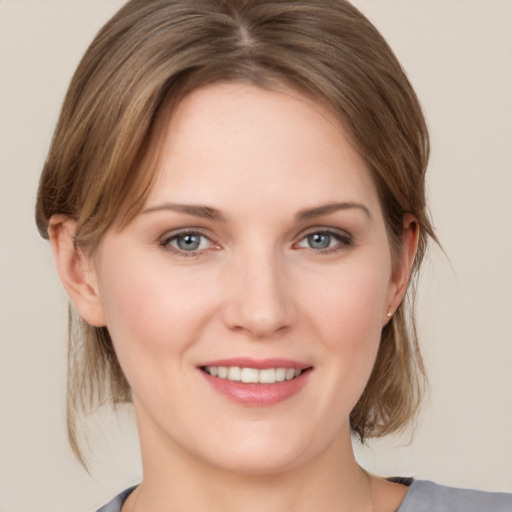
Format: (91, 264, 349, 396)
(308, 233, 331, 249)
(177, 234, 201, 250)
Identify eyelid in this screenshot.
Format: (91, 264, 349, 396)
(159, 227, 220, 255)
(298, 226, 352, 241)
(294, 226, 353, 251)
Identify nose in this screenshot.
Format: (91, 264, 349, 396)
(222, 249, 296, 339)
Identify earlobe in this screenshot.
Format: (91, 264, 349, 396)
(48, 215, 106, 327)
(385, 214, 420, 321)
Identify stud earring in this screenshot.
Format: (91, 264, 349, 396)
(387, 312, 393, 319)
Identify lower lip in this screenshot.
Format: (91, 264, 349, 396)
(200, 370, 311, 406)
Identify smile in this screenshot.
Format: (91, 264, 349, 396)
(202, 366, 304, 384)
(199, 359, 313, 406)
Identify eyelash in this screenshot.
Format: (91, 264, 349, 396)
(294, 228, 353, 255)
(159, 229, 217, 258)
(159, 227, 353, 257)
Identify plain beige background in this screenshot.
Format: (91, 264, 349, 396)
(1, 1, 511, 511)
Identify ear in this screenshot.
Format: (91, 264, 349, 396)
(48, 215, 106, 327)
(384, 214, 419, 322)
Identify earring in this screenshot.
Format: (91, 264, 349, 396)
(387, 312, 393, 319)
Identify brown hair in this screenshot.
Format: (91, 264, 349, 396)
(36, 0, 435, 465)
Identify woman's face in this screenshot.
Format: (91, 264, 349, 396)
(87, 83, 409, 473)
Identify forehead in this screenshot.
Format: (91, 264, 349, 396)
(145, 83, 379, 214)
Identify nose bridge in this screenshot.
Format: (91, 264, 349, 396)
(224, 244, 294, 338)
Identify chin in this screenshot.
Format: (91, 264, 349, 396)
(193, 421, 341, 476)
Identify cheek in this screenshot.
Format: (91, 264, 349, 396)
(95, 253, 216, 380)
(311, 259, 390, 340)
(305, 257, 391, 391)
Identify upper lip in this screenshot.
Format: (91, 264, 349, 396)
(198, 358, 312, 370)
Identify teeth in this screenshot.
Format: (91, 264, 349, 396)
(259, 368, 276, 384)
(204, 366, 304, 384)
(241, 367, 259, 383)
(228, 366, 241, 381)
(275, 368, 286, 382)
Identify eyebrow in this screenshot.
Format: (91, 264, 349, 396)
(141, 202, 226, 222)
(141, 201, 371, 223)
(295, 202, 372, 221)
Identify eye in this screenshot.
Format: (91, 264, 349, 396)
(160, 230, 215, 254)
(296, 230, 352, 252)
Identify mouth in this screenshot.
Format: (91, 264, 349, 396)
(201, 366, 306, 384)
(198, 360, 313, 406)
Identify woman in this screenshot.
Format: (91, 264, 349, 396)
(35, 1, 512, 511)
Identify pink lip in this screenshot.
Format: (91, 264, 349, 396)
(199, 358, 310, 370)
(198, 358, 312, 407)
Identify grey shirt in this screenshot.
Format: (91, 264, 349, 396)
(96, 479, 512, 512)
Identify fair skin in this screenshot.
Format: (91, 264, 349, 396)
(50, 84, 418, 512)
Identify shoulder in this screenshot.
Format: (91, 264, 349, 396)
(95, 486, 137, 512)
(94, 481, 512, 512)
(398, 480, 512, 512)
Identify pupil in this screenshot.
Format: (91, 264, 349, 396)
(309, 233, 330, 249)
(178, 234, 200, 250)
